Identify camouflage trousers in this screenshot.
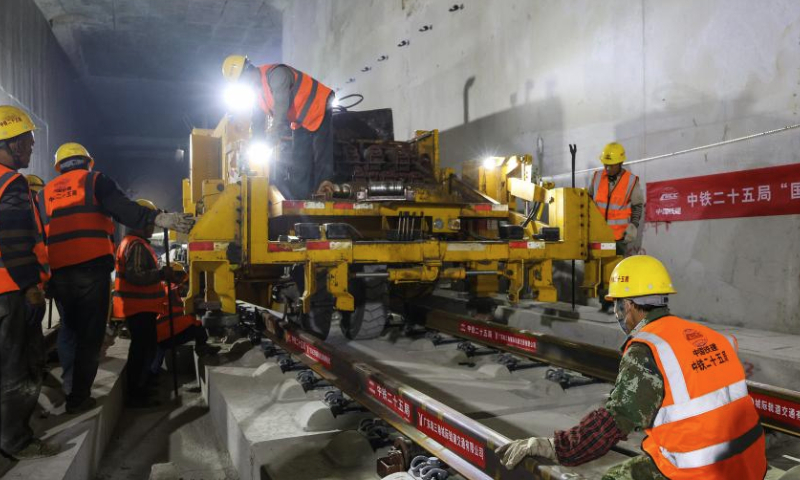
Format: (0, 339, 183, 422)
(602, 455, 668, 480)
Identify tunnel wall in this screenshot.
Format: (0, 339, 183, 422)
(281, 0, 800, 334)
(0, 0, 91, 181)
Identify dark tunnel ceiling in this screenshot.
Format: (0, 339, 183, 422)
(33, 0, 284, 157)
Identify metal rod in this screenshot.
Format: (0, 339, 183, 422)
(569, 144, 577, 312)
(163, 228, 179, 399)
(353, 270, 500, 279)
(47, 298, 53, 329)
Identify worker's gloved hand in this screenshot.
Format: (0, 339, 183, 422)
(316, 180, 337, 196)
(154, 212, 195, 234)
(24, 285, 46, 307)
(623, 223, 638, 243)
(495, 437, 557, 470)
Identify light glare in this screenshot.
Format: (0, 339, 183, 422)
(224, 84, 256, 112)
(247, 141, 273, 165)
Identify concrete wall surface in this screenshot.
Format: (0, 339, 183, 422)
(0, 0, 92, 180)
(282, 0, 800, 334)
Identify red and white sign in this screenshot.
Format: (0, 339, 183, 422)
(416, 410, 486, 468)
(458, 320, 538, 354)
(284, 331, 332, 368)
(367, 378, 414, 423)
(751, 392, 800, 430)
(647, 163, 800, 222)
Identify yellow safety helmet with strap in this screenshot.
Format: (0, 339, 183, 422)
(222, 55, 249, 82)
(136, 198, 158, 210)
(606, 255, 676, 300)
(54, 142, 94, 172)
(0, 105, 36, 142)
(599, 142, 626, 166)
(26, 174, 45, 193)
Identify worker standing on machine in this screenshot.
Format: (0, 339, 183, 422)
(497, 255, 767, 480)
(221, 55, 335, 199)
(39, 143, 194, 414)
(150, 262, 218, 377)
(588, 142, 643, 313)
(112, 200, 175, 408)
(0, 106, 58, 459)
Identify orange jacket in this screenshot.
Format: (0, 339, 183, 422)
(590, 169, 638, 241)
(40, 169, 115, 270)
(257, 64, 332, 132)
(112, 235, 165, 317)
(626, 316, 766, 479)
(156, 284, 201, 343)
(0, 165, 49, 293)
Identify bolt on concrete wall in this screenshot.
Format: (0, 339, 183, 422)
(0, 0, 93, 181)
(281, 0, 800, 334)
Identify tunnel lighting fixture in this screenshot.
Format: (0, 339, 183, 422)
(247, 141, 273, 165)
(224, 84, 256, 112)
(482, 157, 497, 169)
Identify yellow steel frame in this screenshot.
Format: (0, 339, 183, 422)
(183, 119, 621, 316)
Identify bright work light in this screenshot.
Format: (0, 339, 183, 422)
(247, 141, 273, 165)
(224, 84, 256, 112)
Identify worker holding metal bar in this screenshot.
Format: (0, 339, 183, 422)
(497, 255, 767, 479)
(149, 262, 218, 376)
(112, 200, 179, 409)
(0, 106, 59, 459)
(221, 54, 335, 199)
(39, 146, 194, 414)
(588, 142, 644, 313)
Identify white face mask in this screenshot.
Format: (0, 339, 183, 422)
(614, 299, 630, 334)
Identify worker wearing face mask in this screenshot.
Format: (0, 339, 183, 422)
(497, 255, 766, 480)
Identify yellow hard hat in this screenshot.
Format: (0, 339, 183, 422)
(136, 198, 158, 210)
(26, 174, 45, 192)
(599, 142, 626, 166)
(169, 262, 186, 274)
(54, 142, 94, 172)
(222, 55, 248, 82)
(606, 255, 676, 300)
(0, 106, 36, 142)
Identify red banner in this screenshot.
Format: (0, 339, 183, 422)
(459, 320, 538, 354)
(646, 163, 800, 222)
(367, 378, 414, 423)
(750, 392, 800, 430)
(416, 410, 486, 468)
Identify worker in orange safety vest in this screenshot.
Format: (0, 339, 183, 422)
(221, 55, 335, 199)
(150, 262, 218, 375)
(497, 255, 766, 480)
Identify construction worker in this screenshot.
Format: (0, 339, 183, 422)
(497, 255, 766, 480)
(589, 142, 644, 313)
(0, 106, 58, 459)
(39, 142, 194, 414)
(150, 262, 218, 376)
(221, 54, 334, 199)
(113, 199, 175, 408)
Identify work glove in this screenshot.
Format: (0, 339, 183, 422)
(24, 285, 46, 307)
(623, 223, 638, 243)
(495, 437, 557, 470)
(154, 212, 195, 234)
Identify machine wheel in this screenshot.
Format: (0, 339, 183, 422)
(298, 272, 334, 340)
(340, 277, 389, 340)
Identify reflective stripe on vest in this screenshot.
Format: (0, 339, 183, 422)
(257, 64, 332, 132)
(112, 235, 165, 317)
(156, 284, 199, 342)
(42, 170, 115, 270)
(627, 317, 766, 479)
(591, 169, 637, 241)
(0, 166, 49, 293)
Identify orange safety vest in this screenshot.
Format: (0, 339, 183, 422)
(257, 64, 332, 132)
(40, 169, 115, 270)
(112, 235, 165, 317)
(625, 316, 766, 479)
(590, 169, 638, 241)
(0, 165, 49, 293)
(156, 284, 201, 343)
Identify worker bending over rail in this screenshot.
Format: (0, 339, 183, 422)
(497, 255, 767, 479)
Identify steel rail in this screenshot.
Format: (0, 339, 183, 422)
(418, 307, 800, 439)
(253, 306, 588, 480)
